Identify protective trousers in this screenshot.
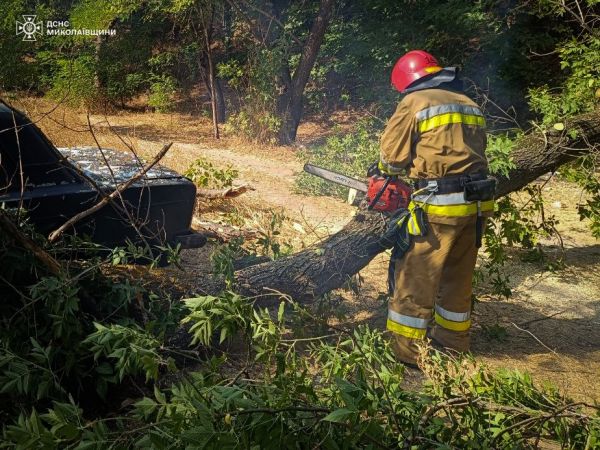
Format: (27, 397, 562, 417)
(387, 217, 479, 364)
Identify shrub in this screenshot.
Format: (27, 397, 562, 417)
(47, 55, 98, 108)
(183, 157, 238, 188)
(148, 75, 177, 113)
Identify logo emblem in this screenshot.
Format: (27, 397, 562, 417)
(16, 15, 43, 41)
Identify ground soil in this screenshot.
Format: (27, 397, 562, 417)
(23, 98, 600, 403)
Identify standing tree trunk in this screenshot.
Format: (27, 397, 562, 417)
(276, 0, 335, 144)
(199, 4, 221, 139)
(93, 18, 117, 107)
(201, 63, 226, 124)
(215, 77, 226, 123)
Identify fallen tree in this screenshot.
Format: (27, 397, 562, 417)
(234, 111, 600, 303)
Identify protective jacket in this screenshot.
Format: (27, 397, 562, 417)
(379, 87, 488, 180)
(379, 75, 493, 365)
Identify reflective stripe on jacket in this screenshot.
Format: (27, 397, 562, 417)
(379, 88, 488, 180)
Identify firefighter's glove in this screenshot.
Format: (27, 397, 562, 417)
(407, 206, 428, 237)
(366, 161, 382, 177)
(377, 209, 411, 251)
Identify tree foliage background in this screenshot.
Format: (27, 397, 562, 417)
(2, 0, 598, 136)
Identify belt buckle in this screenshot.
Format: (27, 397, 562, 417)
(411, 180, 438, 202)
(426, 180, 439, 193)
(421, 180, 438, 204)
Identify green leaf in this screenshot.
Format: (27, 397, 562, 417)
(322, 408, 354, 423)
(53, 423, 80, 440)
(135, 397, 158, 419)
(219, 326, 228, 344)
(95, 362, 113, 375)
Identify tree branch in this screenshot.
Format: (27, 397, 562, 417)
(231, 110, 600, 303)
(0, 210, 62, 275)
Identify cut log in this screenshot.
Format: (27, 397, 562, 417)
(234, 111, 600, 303)
(235, 211, 386, 304)
(196, 184, 253, 199)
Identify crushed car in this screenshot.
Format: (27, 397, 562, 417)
(0, 101, 205, 253)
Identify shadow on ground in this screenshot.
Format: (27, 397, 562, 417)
(473, 299, 600, 356)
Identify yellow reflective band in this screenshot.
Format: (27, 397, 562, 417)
(410, 200, 494, 217)
(434, 312, 471, 332)
(435, 305, 470, 322)
(418, 113, 486, 133)
(387, 319, 427, 339)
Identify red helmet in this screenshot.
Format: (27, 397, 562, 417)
(391, 50, 442, 92)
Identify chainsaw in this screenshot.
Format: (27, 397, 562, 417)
(303, 163, 412, 212)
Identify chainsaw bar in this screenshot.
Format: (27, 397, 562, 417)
(303, 163, 368, 192)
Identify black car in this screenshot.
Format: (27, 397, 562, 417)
(0, 101, 205, 252)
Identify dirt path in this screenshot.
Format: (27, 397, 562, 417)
(167, 142, 356, 232)
(473, 182, 600, 401)
(81, 112, 355, 232)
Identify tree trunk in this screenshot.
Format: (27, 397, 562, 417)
(235, 210, 385, 305)
(276, 0, 335, 144)
(206, 50, 220, 138)
(234, 111, 600, 303)
(215, 78, 226, 123)
(200, 67, 226, 123)
(200, 5, 220, 139)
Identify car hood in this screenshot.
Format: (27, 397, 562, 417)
(57, 146, 187, 188)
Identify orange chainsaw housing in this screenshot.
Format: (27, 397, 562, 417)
(366, 176, 412, 212)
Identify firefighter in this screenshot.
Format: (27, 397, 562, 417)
(379, 50, 495, 365)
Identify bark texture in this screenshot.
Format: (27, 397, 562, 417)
(276, 0, 335, 144)
(495, 112, 600, 196)
(236, 211, 386, 304)
(235, 111, 600, 304)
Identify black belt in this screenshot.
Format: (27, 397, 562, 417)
(413, 173, 488, 195)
